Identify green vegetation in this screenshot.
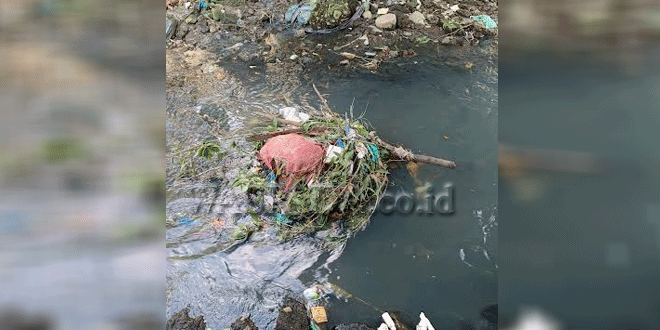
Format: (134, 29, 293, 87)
(233, 112, 390, 241)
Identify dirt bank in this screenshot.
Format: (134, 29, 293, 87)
(166, 0, 497, 71)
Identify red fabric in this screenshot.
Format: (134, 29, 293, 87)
(258, 134, 324, 191)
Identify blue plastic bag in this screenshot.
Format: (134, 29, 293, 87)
(274, 213, 292, 224)
(471, 15, 497, 29)
(367, 144, 379, 163)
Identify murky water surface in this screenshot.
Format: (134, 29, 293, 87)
(166, 40, 497, 329)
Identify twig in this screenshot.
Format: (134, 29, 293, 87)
(335, 35, 362, 50)
(376, 138, 456, 169)
(441, 23, 474, 37)
(312, 83, 334, 117)
(255, 111, 456, 169)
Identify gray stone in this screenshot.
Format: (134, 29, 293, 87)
(166, 17, 179, 39)
(185, 15, 198, 24)
(213, 8, 239, 24)
(375, 13, 396, 30)
(175, 23, 190, 39)
(426, 13, 438, 25)
(409, 11, 426, 25)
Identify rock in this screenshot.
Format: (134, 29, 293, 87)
(230, 315, 258, 330)
(184, 28, 202, 45)
(166, 17, 178, 39)
(283, 307, 293, 313)
(212, 8, 239, 24)
(389, 50, 399, 57)
(441, 36, 453, 44)
(376, 8, 389, 15)
(238, 50, 253, 61)
(197, 23, 210, 33)
(389, 4, 410, 13)
(457, 8, 471, 17)
(285, 3, 313, 25)
(426, 14, 438, 25)
(308, 0, 360, 30)
(201, 62, 219, 74)
(369, 25, 383, 33)
(289, 54, 299, 61)
(275, 297, 309, 330)
(363, 10, 372, 19)
(375, 13, 396, 30)
(334, 324, 376, 330)
(405, 0, 417, 12)
(391, 11, 411, 29)
(184, 15, 197, 25)
(408, 11, 426, 25)
(166, 308, 206, 330)
(185, 15, 198, 24)
(295, 29, 306, 38)
(175, 23, 190, 39)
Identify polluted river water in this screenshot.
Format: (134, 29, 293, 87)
(166, 40, 497, 330)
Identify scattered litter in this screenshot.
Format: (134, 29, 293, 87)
(382, 312, 396, 330)
(236, 100, 454, 240)
(198, 0, 207, 10)
(325, 145, 344, 163)
(275, 213, 292, 224)
(367, 144, 379, 163)
(310, 306, 328, 324)
(279, 107, 310, 122)
(177, 217, 194, 226)
(344, 123, 357, 138)
(471, 15, 497, 29)
(304, 287, 322, 300)
(416, 312, 436, 330)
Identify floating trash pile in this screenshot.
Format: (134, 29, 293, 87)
(233, 106, 391, 241)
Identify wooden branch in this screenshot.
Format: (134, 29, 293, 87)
(313, 83, 334, 117)
(253, 112, 456, 169)
(377, 138, 456, 169)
